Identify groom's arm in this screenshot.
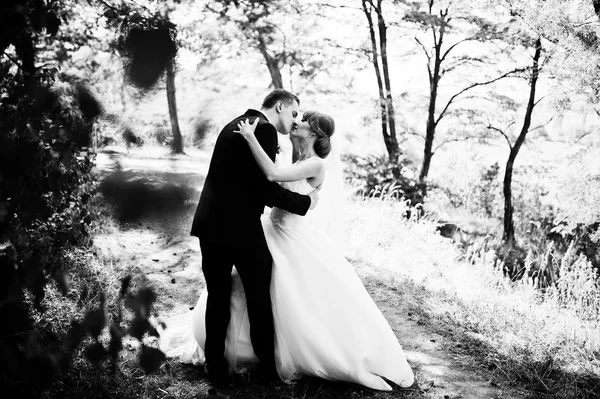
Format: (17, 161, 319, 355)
(252, 124, 311, 216)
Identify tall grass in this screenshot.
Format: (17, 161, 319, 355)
(344, 195, 600, 398)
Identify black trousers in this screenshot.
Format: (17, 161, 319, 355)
(199, 238, 276, 376)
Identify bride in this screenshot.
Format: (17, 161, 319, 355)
(159, 111, 414, 391)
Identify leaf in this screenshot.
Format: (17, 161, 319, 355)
(403, 10, 445, 28)
(139, 345, 165, 374)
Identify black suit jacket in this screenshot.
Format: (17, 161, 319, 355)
(191, 109, 311, 248)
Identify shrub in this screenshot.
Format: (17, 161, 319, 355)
(191, 114, 213, 148)
(343, 154, 426, 206)
(546, 242, 600, 321)
(0, 67, 101, 392)
(153, 124, 172, 147)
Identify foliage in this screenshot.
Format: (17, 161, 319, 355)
(104, 1, 178, 90)
(547, 243, 600, 321)
(0, 68, 98, 393)
(507, 0, 600, 106)
(0, 0, 166, 394)
(191, 114, 214, 148)
(345, 194, 600, 397)
(343, 154, 426, 206)
(206, 0, 326, 90)
(551, 148, 600, 270)
(401, 0, 522, 182)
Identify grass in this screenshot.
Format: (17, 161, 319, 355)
(344, 195, 600, 398)
(33, 146, 600, 399)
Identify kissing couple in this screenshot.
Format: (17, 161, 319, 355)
(159, 89, 415, 391)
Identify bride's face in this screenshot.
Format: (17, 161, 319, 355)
(290, 120, 313, 140)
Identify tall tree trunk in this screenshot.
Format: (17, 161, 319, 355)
(419, 8, 446, 183)
(420, 55, 440, 182)
(257, 35, 283, 89)
(377, 0, 400, 168)
(503, 38, 542, 245)
(362, 0, 399, 164)
(166, 61, 183, 154)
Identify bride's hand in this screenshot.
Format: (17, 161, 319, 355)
(234, 118, 259, 140)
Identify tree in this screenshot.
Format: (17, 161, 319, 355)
(491, 38, 543, 245)
(207, 0, 324, 92)
(404, 0, 524, 182)
(361, 0, 401, 165)
(103, 0, 184, 153)
(507, 0, 600, 106)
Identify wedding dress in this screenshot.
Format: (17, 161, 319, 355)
(159, 160, 414, 391)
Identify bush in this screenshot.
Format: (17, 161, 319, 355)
(0, 67, 100, 392)
(343, 154, 426, 206)
(191, 114, 213, 148)
(153, 124, 172, 147)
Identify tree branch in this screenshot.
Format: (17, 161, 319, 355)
(93, 0, 120, 12)
(316, 2, 363, 12)
(433, 136, 476, 153)
(486, 119, 515, 150)
(2, 51, 24, 70)
(441, 36, 479, 62)
(415, 37, 432, 81)
(441, 56, 485, 76)
(435, 67, 530, 127)
(528, 114, 556, 133)
(573, 130, 593, 144)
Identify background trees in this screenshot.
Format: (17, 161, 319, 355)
(361, 0, 401, 165)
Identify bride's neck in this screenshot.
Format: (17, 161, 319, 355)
(294, 138, 316, 160)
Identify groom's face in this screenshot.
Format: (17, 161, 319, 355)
(277, 100, 299, 135)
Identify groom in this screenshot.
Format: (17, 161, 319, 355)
(190, 89, 318, 387)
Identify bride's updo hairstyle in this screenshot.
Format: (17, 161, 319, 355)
(302, 111, 335, 158)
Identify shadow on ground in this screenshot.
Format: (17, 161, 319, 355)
(96, 147, 206, 234)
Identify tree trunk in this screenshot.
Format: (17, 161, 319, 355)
(420, 121, 435, 182)
(166, 60, 183, 154)
(419, 9, 446, 183)
(362, 0, 398, 164)
(377, 0, 400, 166)
(502, 38, 542, 245)
(257, 35, 284, 89)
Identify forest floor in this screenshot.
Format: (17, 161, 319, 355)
(60, 146, 552, 399)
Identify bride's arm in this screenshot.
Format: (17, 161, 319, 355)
(235, 118, 324, 182)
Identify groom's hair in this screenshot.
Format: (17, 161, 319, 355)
(261, 89, 300, 109)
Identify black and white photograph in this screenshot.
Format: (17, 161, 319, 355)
(2, 0, 600, 398)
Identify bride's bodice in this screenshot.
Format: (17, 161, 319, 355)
(270, 179, 317, 231)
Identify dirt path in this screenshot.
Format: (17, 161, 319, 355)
(93, 147, 537, 399)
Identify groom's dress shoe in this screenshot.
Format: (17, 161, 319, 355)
(208, 373, 230, 389)
(205, 364, 231, 388)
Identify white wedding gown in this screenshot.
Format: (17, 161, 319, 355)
(159, 177, 415, 391)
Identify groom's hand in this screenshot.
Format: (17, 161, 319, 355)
(308, 185, 322, 210)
